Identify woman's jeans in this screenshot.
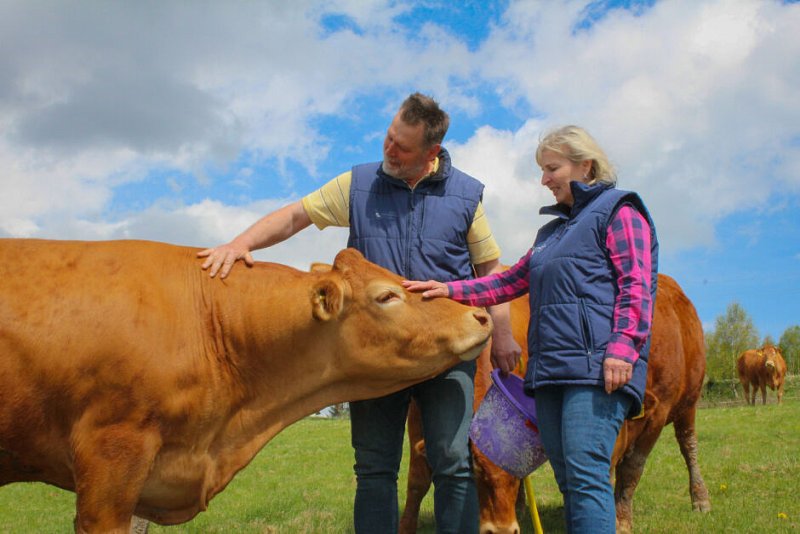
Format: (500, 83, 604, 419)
(535, 385, 631, 534)
(350, 359, 478, 534)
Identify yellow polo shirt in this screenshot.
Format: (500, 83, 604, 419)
(301, 166, 501, 266)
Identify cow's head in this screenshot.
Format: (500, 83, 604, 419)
(761, 345, 784, 384)
(309, 248, 492, 395)
(472, 448, 522, 534)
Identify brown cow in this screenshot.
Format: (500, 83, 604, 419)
(400, 295, 530, 534)
(401, 273, 711, 534)
(737, 345, 788, 405)
(0, 239, 492, 534)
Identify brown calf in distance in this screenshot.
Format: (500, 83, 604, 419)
(737, 345, 788, 405)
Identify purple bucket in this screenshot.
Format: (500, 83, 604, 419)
(469, 369, 548, 478)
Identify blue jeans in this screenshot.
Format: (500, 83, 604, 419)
(535, 385, 631, 534)
(350, 360, 478, 534)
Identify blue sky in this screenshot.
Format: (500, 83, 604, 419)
(1, 0, 798, 340)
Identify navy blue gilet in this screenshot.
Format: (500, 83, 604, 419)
(525, 182, 659, 417)
(347, 148, 484, 281)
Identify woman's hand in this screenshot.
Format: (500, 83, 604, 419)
(603, 357, 633, 394)
(402, 280, 449, 299)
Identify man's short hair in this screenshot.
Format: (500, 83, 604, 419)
(399, 92, 449, 148)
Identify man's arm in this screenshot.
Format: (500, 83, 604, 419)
(474, 258, 522, 374)
(198, 200, 312, 278)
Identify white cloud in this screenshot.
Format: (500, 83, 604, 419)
(1, 0, 798, 274)
(110, 197, 349, 271)
(0, 1, 480, 243)
(475, 0, 800, 252)
(448, 120, 549, 261)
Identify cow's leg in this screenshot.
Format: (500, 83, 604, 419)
(673, 407, 711, 513)
(614, 420, 666, 534)
(777, 382, 784, 404)
(760, 384, 767, 405)
(72, 423, 160, 534)
(742, 381, 751, 405)
(399, 400, 431, 534)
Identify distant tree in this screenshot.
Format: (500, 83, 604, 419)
(705, 302, 759, 394)
(762, 334, 776, 347)
(779, 325, 800, 375)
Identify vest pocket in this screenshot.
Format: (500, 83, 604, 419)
(579, 299, 595, 355)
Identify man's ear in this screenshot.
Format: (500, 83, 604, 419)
(311, 278, 345, 321)
(425, 143, 441, 162)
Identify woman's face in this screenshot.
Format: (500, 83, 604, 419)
(538, 149, 592, 206)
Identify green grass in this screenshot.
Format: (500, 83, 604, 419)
(1, 399, 798, 533)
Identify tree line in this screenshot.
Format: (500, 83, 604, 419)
(703, 302, 798, 398)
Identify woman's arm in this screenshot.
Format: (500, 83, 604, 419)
(605, 204, 654, 365)
(403, 249, 532, 307)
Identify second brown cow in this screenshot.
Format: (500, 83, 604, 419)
(400, 273, 711, 534)
(737, 345, 788, 405)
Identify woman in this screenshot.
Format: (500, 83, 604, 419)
(404, 125, 658, 533)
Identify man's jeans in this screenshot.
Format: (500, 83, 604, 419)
(350, 359, 478, 534)
(535, 385, 631, 534)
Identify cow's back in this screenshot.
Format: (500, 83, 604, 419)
(647, 274, 706, 419)
(0, 239, 215, 489)
(613, 274, 710, 533)
(737, 350, 763, 383)
(0, 239, 207, 392)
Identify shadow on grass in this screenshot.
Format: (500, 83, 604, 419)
(516, 502, 565, 533)
(413, 510, 436, 533)
(410, 503, 566, 534)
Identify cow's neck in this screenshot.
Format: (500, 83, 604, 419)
(199, 265, 352, 477)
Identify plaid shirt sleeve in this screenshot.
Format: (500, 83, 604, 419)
(604, 204, 654, 364)
(445, 249, 532, 307)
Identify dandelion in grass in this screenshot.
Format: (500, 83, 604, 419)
(719, 483, 727, 492)
(777, 512, 788, 520)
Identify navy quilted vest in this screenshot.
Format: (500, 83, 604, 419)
(347, 148, 483, 281)
(525, 182, 659, 416)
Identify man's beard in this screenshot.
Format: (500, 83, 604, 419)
(382, 158, 427, 183)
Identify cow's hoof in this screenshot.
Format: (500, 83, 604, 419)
(616, 518, 632, 534)
(130, 516, 149, 534)
(692, 499, 711, 513)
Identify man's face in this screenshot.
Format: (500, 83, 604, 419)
(382, 112, 436, 183)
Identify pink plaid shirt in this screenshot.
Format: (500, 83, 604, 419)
(447, 204, 653, 363)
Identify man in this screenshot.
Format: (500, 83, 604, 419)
(199, 93, 520, 534)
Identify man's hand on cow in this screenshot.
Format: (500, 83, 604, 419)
(402, 280, 449, 299)
(197, 241, 254, 279)
(490, 329, 522, 374)
(603, 357, 633, 394)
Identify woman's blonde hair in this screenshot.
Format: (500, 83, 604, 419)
(535, 125, 617, 186)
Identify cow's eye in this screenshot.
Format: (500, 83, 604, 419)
(376, 290, 401, 304)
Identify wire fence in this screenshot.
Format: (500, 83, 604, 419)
(699, 373, 799, 408)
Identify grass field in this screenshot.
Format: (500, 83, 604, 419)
(1, 394, 798, 533)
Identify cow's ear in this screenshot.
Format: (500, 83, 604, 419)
(311, 278, 345, 321)
(310, 262, 332, 273)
